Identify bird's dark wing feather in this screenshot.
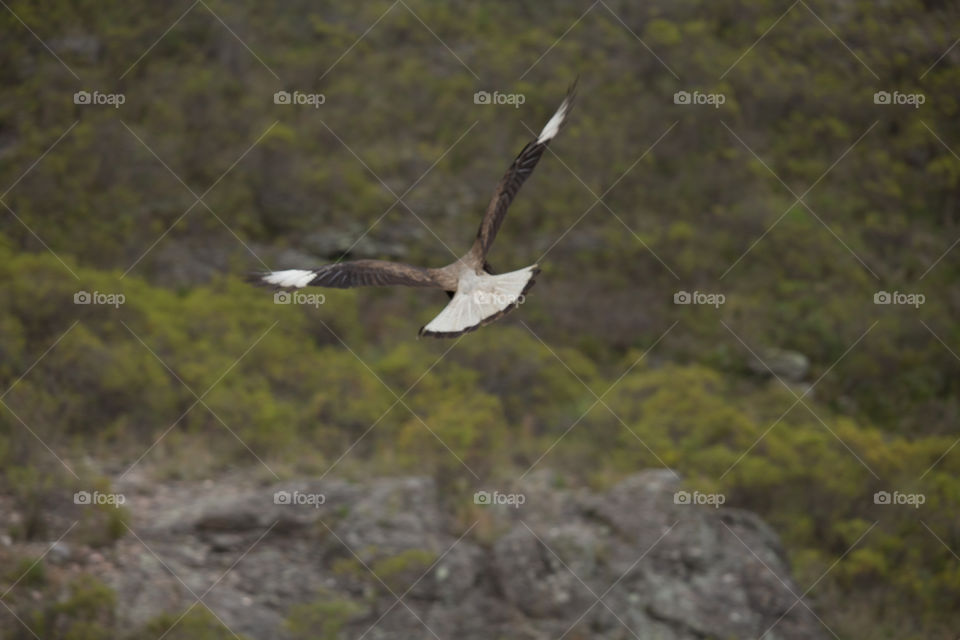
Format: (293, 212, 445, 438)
(467, 83, 575, 264)
(308, 260, 441, 288)
(252, 260, 443, 289)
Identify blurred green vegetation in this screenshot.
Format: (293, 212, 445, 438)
(2, 0, 960, 638)
(284, 589, 364, 640)
(140, 609, 249, 640)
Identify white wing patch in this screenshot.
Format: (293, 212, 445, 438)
(421, 265, 537, 336)
(260, 269, 315, 288)
(537, 95, 571, 144)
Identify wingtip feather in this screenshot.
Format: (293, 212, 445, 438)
(536, 80, 577, 144)
(249, 269, 317, 289)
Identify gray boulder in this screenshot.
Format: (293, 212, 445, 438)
(80, 471, 826, 640)
(748, 348, 810, 382)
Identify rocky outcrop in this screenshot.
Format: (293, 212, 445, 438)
(68, 470, 824, 639)
(747, 348, 810, 383)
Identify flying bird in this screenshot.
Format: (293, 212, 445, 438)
(251, 84, 575, 338)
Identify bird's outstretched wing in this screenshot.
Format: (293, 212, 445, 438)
(466, 82, 576, 265)
(250, 259, 443, 289)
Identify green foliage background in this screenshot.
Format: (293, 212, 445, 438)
(2, 0, 960, 637)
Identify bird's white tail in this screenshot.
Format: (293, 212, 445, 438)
(420, 265, 539, 337)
